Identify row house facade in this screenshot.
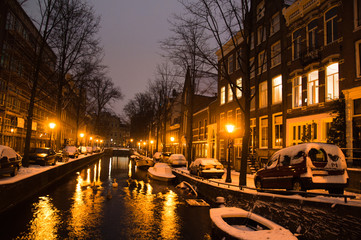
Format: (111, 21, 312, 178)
(0, 0, 85, 152)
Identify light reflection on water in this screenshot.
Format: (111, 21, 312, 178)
(8, 156, 211, 239)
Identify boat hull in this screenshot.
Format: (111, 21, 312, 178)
(210, 207, 296, 240)
(148, 171, 175, 182)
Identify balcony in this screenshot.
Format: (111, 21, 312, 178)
(301, 48, 320, 66)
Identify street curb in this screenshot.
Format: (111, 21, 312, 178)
(0, 153, 103, 214)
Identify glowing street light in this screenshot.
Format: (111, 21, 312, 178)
(225, 124, 235, 183)
(80, 133, 84, 146)
(49, 122, 56, 149)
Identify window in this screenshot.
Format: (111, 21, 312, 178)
(354, 98, 361, 115)
(271, 41, 281, 67)
(258, 51, 267, 74)
(326, 63, 339, 100)
(292, 29, 301, 60)
(228, 55, 234, 74)
(220, 65, 225, 79)
(236, 108, 241, 128)
(308, 70, 319, 105)
(292, 76, 302, 108)
(250, 57, 255, 78)
(220, 86, 225, 104)
(227, 110, 233, 125)
(307, 20, 318, 51)
(220, 113, 225, 130)
(228, 84, 233, 102)
(259, 81, 268, 108)
(356, 39, 361, 77)
(236, 78, 242, 98)
(257, 1, 265, 21)
(354, 0, 361, 29)
(260, 116, 268, 148)
(235, 51, 241, 70)
(270, 13, 280, 35)
(257, 26, 266, 45)
(273, 114, 283, 148)
(272, 75, 282, 104)
(250, 33, 254, 50)
(250, 87, 256, 111)
(220, 139, 225, 161)
(325, 7, 338, 45)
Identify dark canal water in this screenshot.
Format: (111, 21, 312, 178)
(0, 155, 212, 240)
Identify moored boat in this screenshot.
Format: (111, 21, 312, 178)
(210, 207, 297, 240)
(148, 163, 176, 182)
(135, 157, 155, 169)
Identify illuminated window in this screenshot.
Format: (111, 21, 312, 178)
(271, 41, 281, 68)
(236, 78, 242, 98)
(292, 76, 302, 108)
(326, 63, 339, 100)
(259, 81, 268, 108)
(220, 86, 225, 105)
(228, 84, 233, 102)
(273, 114, 283, 148)
(260, 116, 268, 148)
(325, 7, 338, 45)
(308, 70, 319, 105)
(272, 75, 282, 104)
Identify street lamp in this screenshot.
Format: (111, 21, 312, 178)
(150, 140, 154, 156)
(225, 124, 235, 183)
(170, 137, 175, 152)
(49, 122, 56, 149)
(10, 128, 15, 149)
(80, 133, 84, 146)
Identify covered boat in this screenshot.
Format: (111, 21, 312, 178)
(148, 163, 176, 182)
(210, 207, 297, 240)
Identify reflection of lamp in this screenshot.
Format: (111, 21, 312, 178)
(49, 123, 56, 149)
(225, 124, 235, 183)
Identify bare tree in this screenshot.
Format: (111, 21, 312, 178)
(49, 0, 101, 150)
(148, 63, 182, 152)
(178, 0, 273, 186)
(87, 74, 123, 135)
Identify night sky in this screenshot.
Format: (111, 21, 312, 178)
(24, 0, 184, 116)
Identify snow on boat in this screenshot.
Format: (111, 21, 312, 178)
(210, 207, 297, 240)
(148, 163, 176, 182)
(135, 157, 155, 169)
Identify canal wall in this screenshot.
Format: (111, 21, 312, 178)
(173, 171, 361, 240)
(0, 153, 103, 214)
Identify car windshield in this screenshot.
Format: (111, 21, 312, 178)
(201, 159, 219, 165)
(31, 148, 48, 154)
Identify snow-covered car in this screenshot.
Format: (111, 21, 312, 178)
(0, 145, 22, 177)
(78, 146, 87, 155)
(168, 154, 187, 167)
(189, 158, 224, 179)
(86, 146, 93, 154)
(28, 147, 60, 166)
(64, 146, 79, 158)
(153, 152, 163, 161)
(254, 143, 349, 194)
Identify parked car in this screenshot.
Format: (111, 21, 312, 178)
(79, 146, 87, 155)
(162, 152, 173, 163)
(153, 152, 163, 161)
(63, 146, 79, 158)
(254, 143, 349, 194)
(86, 146, 93, 154)
(168, 154, 187, 167)
(28, 147, 60, 166)
(189, 158, 225, 179)
(0, 145, 22, 177)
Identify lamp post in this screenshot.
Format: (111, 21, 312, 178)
(150, 140, 154, 156)
(10, 128, 14, 149)
(225, 124, 235, 183)
(49, 122, 56, 149)
(143, 141, 147, 156)
(170, 137, 175, 152)
(80, 133, 84, 146)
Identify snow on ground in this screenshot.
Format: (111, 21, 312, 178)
(172, 168, 361, 207)
(0, 154, 92, 185)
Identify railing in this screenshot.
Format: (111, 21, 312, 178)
(172, 168, 357, 203)
(341, 148, 361, 168)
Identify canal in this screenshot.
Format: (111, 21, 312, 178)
(0, 155, 212, 240)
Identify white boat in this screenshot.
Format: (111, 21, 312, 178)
(148, 163, 176, 182)
(210, 207, 297, 240)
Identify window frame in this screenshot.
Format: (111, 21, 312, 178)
(326, 62, 339, 101)
(292, 76, 302, 108)
(228, 54, 234, 74)
(228, 84, 233, 102)
(273, 113, 283, 149)
(236, 78, 242, 98)
(307, 70, 319, 105)
(220, 86, 226, 105)
(292, 29, 301, 60)
(324, 7, 338, 45)
(271, 41, 281, 68)
(258, 50, 267, 75)
(260, 116, 268, 148)
(354, 0, 361, 30)
(270, 12, 280, 35)
(272, 75, 282, 104)
(259, 81, 268, 109)
(356, 39, 361, 78)
(307, 19, 318, 51)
